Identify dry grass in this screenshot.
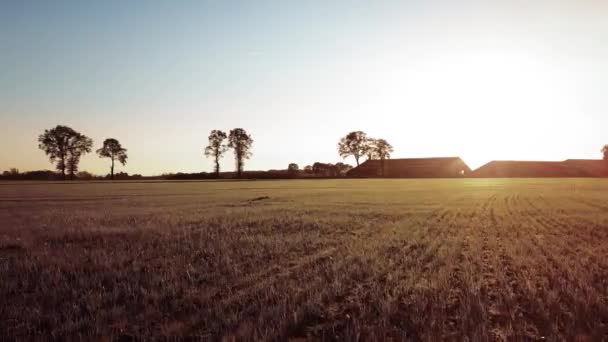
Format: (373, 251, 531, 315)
(1, 179, 608, 340)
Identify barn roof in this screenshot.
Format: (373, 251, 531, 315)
(347, 157, 471, 178)
(471, 161, 573, 177)
(471, 159, 608, 177)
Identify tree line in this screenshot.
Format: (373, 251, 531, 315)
(34, 125, 255, 180)
(4, 125, 606, 181)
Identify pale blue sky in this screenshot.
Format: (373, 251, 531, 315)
(2, 0, 607, 175)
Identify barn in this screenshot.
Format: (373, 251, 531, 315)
(470, 161, 575, 177)
(346, 157, 471, 178)
(563, 159, 608, 177)
(470, 160, 608, 177)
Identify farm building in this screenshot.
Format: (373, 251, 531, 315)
(563, 159, 608, 177)
(471, 160, 608, 177)
(347, 157, 471, 178)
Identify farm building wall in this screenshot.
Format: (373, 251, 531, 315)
(347, 157, 471, 178)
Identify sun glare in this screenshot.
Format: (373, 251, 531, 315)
(377, 48, 571, 168)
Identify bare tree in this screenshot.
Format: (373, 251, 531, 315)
(97, 138, 128, 180)
(338, 131, 370, 166)
(228, 128, 253, 178)
(603, 145, 608, 161)
(38, 125, 93, 180)
(204, 130, 228, 177)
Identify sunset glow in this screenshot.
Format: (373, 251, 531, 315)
(2, 1, 607, 175)
(3, 2, 608, 339)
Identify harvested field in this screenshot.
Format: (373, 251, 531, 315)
(1, 179, 608, 340)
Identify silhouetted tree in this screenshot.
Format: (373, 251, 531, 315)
(371, 139, 394, 176)
(67, 153, 81, 180)
(312, 162, 343, 176)
(204, 130, 228, 177)
(304, 165, 313, 174)
(68, 134, 93, 180)
(365, 138, 378, 160)
(8, 168, 19, 176)
(312, 162, 330, 176)
(76, 171, 94, 180)
(603, 145, 608, 161)
(107, 172, 132, 180)
(288, 163, 299, 177)
(334, 162, 353, 176)
(338, 131, 370, 166)
(97, 138, 128, 180)
(38, 125, 93, 180)
(228, 128, 253, 178)
(329, 164, 340, 177)
(1, 170, 58, 180)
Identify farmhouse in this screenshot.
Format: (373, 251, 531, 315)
(471, 160, 608, 177)
(347, 157, 471, 178)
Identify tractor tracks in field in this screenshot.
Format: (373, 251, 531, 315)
(187, 217, 391, 337)
(569, 196, 608, 212)
(522, 196, 608, 266)
(282, 196, 470, 341)
(211, 208, 427, 339)
(556, 195, 608, 243)
(203, 214, 396, 305)
(477, 194, 515, 340)
(201, 245, 351, 338)
(443, 231, 470, 338)
(289, 201, 466, 340)
(526, 195, 608, 285)
(470, 193, 545, 341)
(216, 194, 511, 340)
(215, 226, 375, 301)
(494, 233, 538, 339)
(442, 194, 498, 339)
(525, 194, 608, 244)
(501, 193, 570, 338)
(503, 193, 608, 337)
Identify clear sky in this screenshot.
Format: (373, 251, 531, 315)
(1, 0, 607, 175)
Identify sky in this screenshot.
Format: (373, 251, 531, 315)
(1, 0, 607, 175)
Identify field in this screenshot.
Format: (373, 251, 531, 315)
(1, 179, 608, 340)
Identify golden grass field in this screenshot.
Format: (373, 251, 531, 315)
(1, 179, 608, 340)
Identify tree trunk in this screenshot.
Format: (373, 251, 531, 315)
(61, 157, 66, 180)
(215, 155, 220, 178)
(111, 158, 115, 180)
(355, 155, 360, 166)
(237, 156, 242, 178)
